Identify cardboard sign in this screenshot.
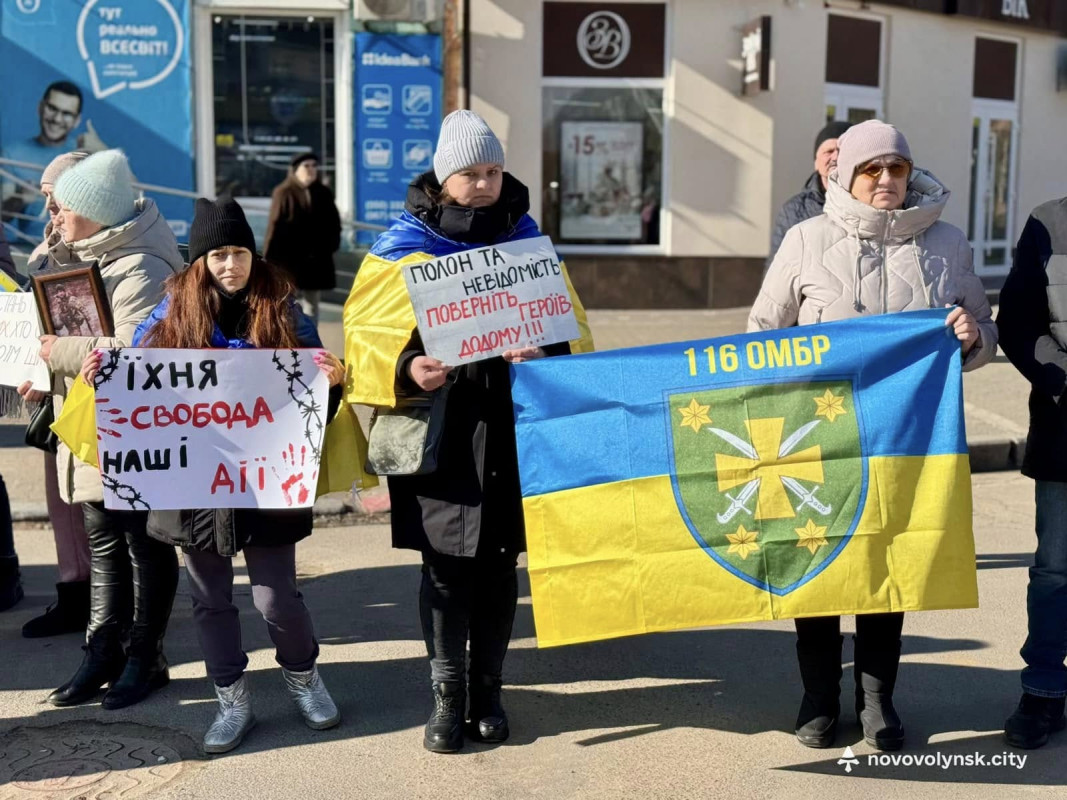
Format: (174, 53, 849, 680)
(402, 236, 581, 364)
(93, 348, 328, 511)
(0, 292, 50, 391)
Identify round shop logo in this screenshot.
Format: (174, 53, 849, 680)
(17, 0, 42, 14)
(577, 11, 631, 70)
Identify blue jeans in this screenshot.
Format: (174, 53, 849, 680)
(1021, 481, 1067, 697)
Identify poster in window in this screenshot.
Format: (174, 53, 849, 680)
(559, 121, 643, 242)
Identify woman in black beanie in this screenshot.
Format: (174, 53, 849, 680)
(264, 152, 341, 324)
(82, 197, 345, 754)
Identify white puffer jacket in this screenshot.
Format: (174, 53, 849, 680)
(749, 168, 997, 371)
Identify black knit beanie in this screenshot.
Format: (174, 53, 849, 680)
(188, 197, 257, 265)
(290, 151, 318, 169)
(814, 121, 853, 157)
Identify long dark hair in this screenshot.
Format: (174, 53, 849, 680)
(142, 254, 298, 348)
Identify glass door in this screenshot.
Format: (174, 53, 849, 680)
(968, 102, 1018, 276)
(211, 14, 336, 238)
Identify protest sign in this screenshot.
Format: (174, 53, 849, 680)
(0, 292, 50, 391)
(92, 348, 327, 511)
(402, 236, 581, 364)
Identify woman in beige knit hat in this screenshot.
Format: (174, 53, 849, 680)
(749, 119, 997, 752)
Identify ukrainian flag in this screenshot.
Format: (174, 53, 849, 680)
(511, 309, 977, 647)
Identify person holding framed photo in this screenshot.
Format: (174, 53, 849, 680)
(35, 149, 184, 711)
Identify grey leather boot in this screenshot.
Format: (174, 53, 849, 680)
(203, 676, 256, 754)
(283, 665, 341, 730)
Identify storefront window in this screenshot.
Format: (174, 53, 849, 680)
(212, 16, 335, 198)
(542, 86, 663, 246)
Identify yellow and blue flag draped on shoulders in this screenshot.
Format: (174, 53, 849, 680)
(511, 309, 977, 648)
(343, 210, 594, 408)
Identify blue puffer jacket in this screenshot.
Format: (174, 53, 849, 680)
(134, 291, 332, 557)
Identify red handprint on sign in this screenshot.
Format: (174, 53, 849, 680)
(272, 443, 318, 507)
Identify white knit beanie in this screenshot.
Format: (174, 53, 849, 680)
(53, 149, 138, 228)
(433, 110, 505, 184)
(835, 120, 912, 189)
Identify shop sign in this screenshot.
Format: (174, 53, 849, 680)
(353, 33, 442, 244)
(741, 16, 772, 96)
(543, 3, 665, 78)
(874, 0, 1067, 35)
(0, 0, 194, 240)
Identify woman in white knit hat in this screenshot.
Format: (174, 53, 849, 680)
(750, 120, 997, 752)
(38, 149, 183, 711)
(344, 110, 593, 753)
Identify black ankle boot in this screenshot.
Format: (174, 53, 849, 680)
(468, 675, 509, 743)
(48, 633, 125, 706)
(0, 556, 23, 612)
(22, 581, 91, 638)
(855, 636, 905, 751)
(1004, 693, 1067, 749)
(102, 652, 170, 710)
(424, 682, 465, 753)
(794, 634, 843, 748)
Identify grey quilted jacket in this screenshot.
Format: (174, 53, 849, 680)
(749, 168, 997, 372)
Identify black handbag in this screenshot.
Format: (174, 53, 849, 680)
(25, 400, 58, 453)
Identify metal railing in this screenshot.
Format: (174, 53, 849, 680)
(0, 156, 388, 255)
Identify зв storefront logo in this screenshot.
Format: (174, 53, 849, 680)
(576, 11, 631, 70)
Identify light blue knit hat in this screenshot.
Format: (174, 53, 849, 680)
(53, 149, 138, 228)
(433, 110, 505, 183)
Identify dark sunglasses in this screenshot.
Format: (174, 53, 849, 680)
(857, 161, 911, 180)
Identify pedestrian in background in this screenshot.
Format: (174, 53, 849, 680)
(751, 120, 996, 751)
(766, 121, 852, 268)
(121, 196, 343, 754)
(36, 149, 181, 710)
(264, 152, 341, 324)
(344, 110, 592, 754)
(996, 199, 1067, 750)
(17, 150, 93, 639)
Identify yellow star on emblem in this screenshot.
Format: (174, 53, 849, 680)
(795, 518, 829, 555)
(726, 524, 760, 560)
(677, 398, 712, 433)
(813, 389, 847, 423)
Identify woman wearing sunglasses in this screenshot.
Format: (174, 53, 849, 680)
(749, 120, 997, 751)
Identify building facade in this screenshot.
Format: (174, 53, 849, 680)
(469, 0, 1067, 307)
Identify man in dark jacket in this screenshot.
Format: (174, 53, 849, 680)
(997, 199, 1067, 750)
(766, 121, 852, 269)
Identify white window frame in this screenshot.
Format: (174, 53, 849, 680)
(541, 1, 672, 257)
(823, 10, 887, 123)
(969, 32, 1023, 278)
(193, 4, 354, 224)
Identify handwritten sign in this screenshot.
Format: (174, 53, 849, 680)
(0, 292, 50, 391)
(93, 348, 327, 511)
(403, 236, 581, 364)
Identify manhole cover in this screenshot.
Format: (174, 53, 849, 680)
(0, 721, 200, 799)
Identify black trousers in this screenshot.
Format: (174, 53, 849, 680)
(794, 612, 905, 645)
(419, 548, 518, 685)
(81, 502, 178, 655)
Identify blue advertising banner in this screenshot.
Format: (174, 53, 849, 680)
(354, 33, 442, 245)
(0, 0, 193, 245)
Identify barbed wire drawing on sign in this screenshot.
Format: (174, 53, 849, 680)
(272, 349, 324, 464)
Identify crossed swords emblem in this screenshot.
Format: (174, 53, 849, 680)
(713, 419, 832, 524)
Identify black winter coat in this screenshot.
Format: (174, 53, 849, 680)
(767, 172, 826, 270)
(143, 289, 341, 556)
(386, 173, 570, 559)
(997, 198, 1067, 481)
(265, 179, 342, 291)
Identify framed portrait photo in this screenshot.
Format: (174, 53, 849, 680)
(31, 261, 114, 338)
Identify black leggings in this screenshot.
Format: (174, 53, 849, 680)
(418, 549, 518, 685)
